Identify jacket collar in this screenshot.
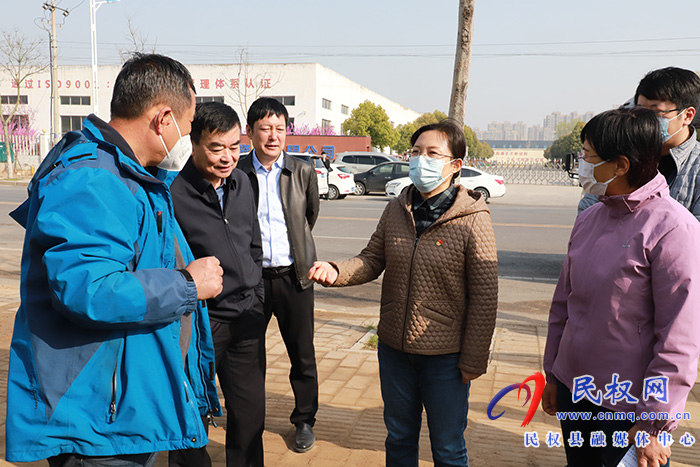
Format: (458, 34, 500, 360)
(400, 184, 489, 222)
(599, 172, 668, 213)
(242, 150, 299, 175)
(179, 157, 235, 195)
(83, 114, 140, 165)
(668, 126, 698, 169)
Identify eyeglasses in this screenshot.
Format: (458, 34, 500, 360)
(410, 149, 453, 160)
(653, 108, 682, 118)
(576, 149, 600, 162)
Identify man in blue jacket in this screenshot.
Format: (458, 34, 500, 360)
(5, 53, 223, 466)
(170, 102, 266, 467)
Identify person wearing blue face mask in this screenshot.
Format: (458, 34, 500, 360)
(635, 67, 700, 221)
(307, 120, 498, 467)
(578, 67, 700, 219)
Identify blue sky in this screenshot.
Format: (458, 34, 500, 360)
(6, 0, 700, 129)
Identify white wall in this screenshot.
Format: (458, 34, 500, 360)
(1, 62, 420, 144)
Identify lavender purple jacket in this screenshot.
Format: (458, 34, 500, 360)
(543, 172, 700, 434)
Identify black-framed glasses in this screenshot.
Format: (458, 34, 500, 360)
(655, 108, 682, 118)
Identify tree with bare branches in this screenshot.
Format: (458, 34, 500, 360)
(118, 17, 158, 62)
(448, 0, 475, 129)
(224, 48, 281, 122)
(0, 29, 47, 178)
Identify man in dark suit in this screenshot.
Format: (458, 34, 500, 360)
(171, 102, 266, 467)
(238, 97, 320, 453)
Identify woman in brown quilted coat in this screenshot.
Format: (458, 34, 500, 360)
(308, 120, 498, 467)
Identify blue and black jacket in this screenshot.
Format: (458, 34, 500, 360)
(4, 115, 221, 462)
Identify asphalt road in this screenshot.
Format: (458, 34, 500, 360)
(0, 184, 579, 314)
(313, 192, 576, 313)
(0, 186, 26, 249)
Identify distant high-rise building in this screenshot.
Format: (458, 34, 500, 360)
(476, 111, 595, 143)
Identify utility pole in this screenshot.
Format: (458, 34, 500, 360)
(448, 0, 476, 129)
(42, 1, 69, 144)
(90, 0, 120, 118)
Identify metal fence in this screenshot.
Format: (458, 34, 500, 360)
(0, 134, 45, 172)
(465, 158, 578, 186)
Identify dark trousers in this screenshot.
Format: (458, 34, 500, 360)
(170, 299, 266, 467)
(263, 267, 318, 426)
(556, 380, 670, 467)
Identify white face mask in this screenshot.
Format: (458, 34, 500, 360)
(579, 159, 616, 196)
(157, 116, 192, 171)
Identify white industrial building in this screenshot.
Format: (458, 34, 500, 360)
(1, 62, 421, 140)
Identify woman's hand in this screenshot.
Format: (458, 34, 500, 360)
(541, 382, 558, 416)
(628, 426, 672, 467)
(307, 261, 338, 286)
(460, 370, 481, 384)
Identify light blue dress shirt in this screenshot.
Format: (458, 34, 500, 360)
(215, 178, 226, 211)
(252, 150, 293, 267)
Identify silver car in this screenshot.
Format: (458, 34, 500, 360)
(332, 152, 401, 174)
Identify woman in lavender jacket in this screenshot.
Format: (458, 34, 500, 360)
(542, 107, 700, 467)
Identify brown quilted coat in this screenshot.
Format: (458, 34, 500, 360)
(331, 184, 498, 374)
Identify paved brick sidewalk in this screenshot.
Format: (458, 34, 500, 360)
(0, 270, 698, 465)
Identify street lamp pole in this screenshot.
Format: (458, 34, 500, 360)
(89, 0, 119, 117)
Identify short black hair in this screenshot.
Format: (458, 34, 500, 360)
(410, 119, 466, 160)
(580, 107, 662, 189)
(190, 102, 240, 145)
(246, 97, 289, 128)
(410, 119, 466, 183)
(111, 53, 195, 120)
(634, 67, 700, 110)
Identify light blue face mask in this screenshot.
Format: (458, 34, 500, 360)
(409, 156, 451, 193)
(658, 110, 685, 142)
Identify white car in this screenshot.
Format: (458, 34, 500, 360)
(325, 164, 355, 200)
(288, 153, 329, 197)
(385, 166, 506, 202)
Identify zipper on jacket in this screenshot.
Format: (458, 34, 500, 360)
(157, 211, 163, 233)
(401, 240, 419, 352)
(215, 188, 229, 225)
(193, 302, 216, 418)
(400, 202, 420, 353)
(398, 195, 461, 352)
(207, 410, 218, 428)
(109, 358, 119, 422)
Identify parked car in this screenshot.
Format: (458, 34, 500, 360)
(385, 166, 506, 201)
(332, 152, 401, 174)
(325, 164, 355, 200)
(289, 152, 329, 197)
(353, 162, 410, 196)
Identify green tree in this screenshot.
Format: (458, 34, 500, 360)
(341, 100, 398, 150)
(393, 110, 493, 159)
(545, 121, 585, 160)
(392, 122, 416, 154)
(464, 125, 493, 159)
(414, 110, 448, 128)
(555, 120, 583, 139)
